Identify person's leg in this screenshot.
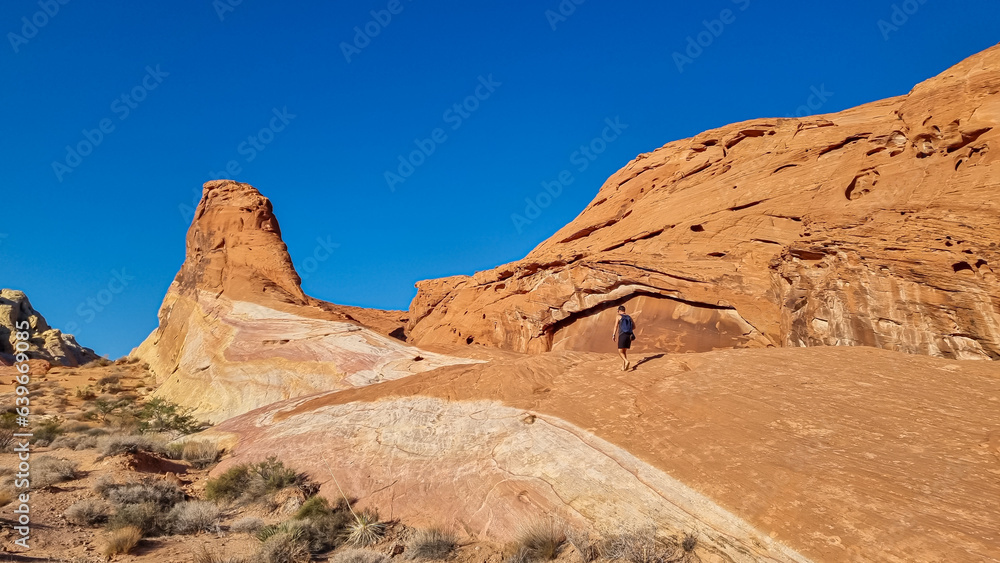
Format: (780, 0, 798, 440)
(623, 348, 629, 371)
(618, 348, 628, 370)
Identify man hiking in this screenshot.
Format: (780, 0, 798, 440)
(612, 305, 636, 371)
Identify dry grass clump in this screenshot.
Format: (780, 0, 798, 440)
(256, 527, 311, 563)
(97, 476, 185, 507)
(506, 522, 564, 563)
(33, 455, 79, 487)
(566, 529, 599, 562)
(230, 516, 265, 534)
(0, 489, 14, 508)
(331, 548, 389, 563)
(49, 433, 99, 450)
(181, 439, 222, 468)
(168, 500, 221, 533)
(407, 528, 458, 560)
(191, 546, 253, 563)
(97, 433, 167, 457)
(64, 498, 110, 526)
(599, 527, 697, 563)
(102, 525, 142, 558)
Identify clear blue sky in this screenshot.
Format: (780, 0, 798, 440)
(2, 0, 998, 358)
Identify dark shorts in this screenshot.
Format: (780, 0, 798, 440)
(618, 332, 633, 349)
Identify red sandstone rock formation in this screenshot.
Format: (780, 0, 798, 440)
(133, 180, 475, 421)
(406, 44, 1000, 360)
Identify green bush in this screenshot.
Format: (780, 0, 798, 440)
(205, 456, 304, 503)
(136, 397, 201, 435)
(32, 418, 63, 445)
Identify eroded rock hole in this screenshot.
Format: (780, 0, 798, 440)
(690, 224, 705, 232)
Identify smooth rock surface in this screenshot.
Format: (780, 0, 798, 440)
(406, 44, 1000, 360)
(207, 346, 1000, 563)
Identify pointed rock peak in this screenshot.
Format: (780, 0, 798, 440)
(177, 180, 306, 305)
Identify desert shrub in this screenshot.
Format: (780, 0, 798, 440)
(98, 433, 166, 457)
(84, 357, 113, 368)
(192, 546, 252, 563)
(33, 455, 78, 487)
(182, 440, 221, 468)
(169, 500, 221, 534)
(50, 385, 67, 396)
(166, 441, 185, 459)
(65, 498, 110, 526)
(107, 502, 171, 535)
(566, 529, 599, 562)
(293, 496, 331, 520)
(92, 396, 132, 422)
(102, 525, 142, 558)
(85, 426, 109, 437)
(76, 386, 97, 400)
(98, 477, 185, 508)
(62, 421, 91, 433)
(97, 373, 121, 386)
(31, 418, 63, 445)
(50, 434, 98, 451)
(598, 528, 682, 563)
(230, 516, 265, 534)
(407, 528, 457, 560)
(298, 510, 353, 553)
(205, 457, 305, 503)
(331, 548, 389, 563)
(508, 522, 564, 562)
(0, 427, 14, 449)
(136, 397, 201, 435)
(346, 509, 386, 547)
(255, 528, 310, 563)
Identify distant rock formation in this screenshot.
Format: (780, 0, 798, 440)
(133, 180, 476, 422)
(406, 43, 1000, 360)
(0, 288, 99, 367)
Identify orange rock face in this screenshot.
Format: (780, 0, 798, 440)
(134, 180, 476, 421)
(407, 44, 1000, 360)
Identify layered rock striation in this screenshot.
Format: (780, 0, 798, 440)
(133, 180, 476, 421)
(406, 44, 1000, 360)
